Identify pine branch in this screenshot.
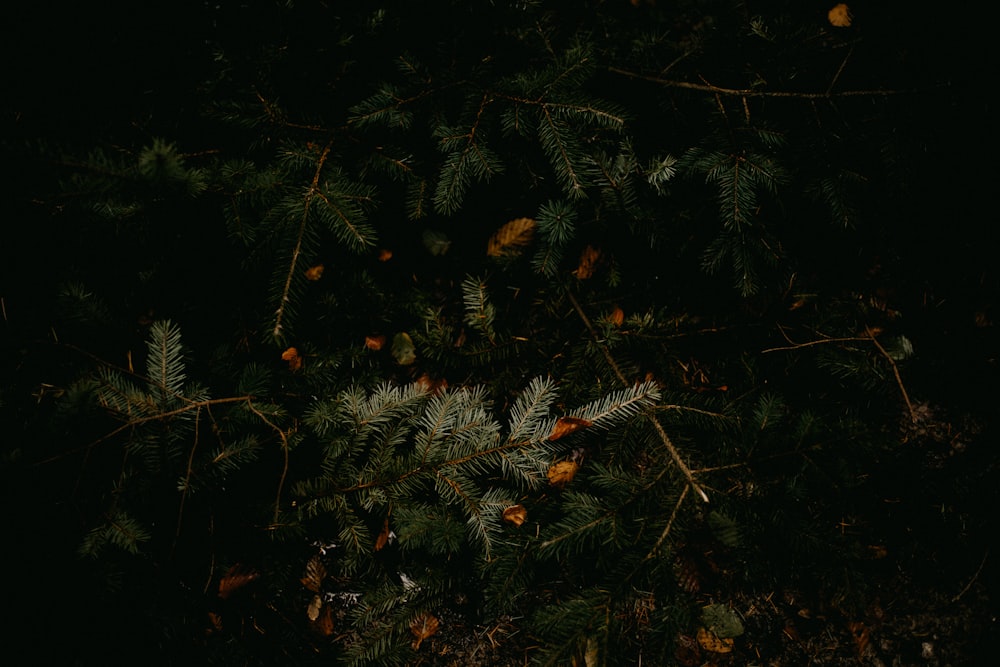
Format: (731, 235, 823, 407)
(272, 142, 332, 342)
(566, 289, 708, 502)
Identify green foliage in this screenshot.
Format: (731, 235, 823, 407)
(5, 1, 991, 665)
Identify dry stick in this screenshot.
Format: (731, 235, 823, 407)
(607, 66, 936, 98)
(173, 405, 201, 558)
(246, 401, 292, 526)
(565, 290, 708, 502)
(761, 328, 918, 424)
(272, 142, 332, 340)
(866, 326, 918, 424)
(953, 549, 990, 602)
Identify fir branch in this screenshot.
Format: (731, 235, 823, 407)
(566, 289, 708, 502)
(272, 142, 332, 342)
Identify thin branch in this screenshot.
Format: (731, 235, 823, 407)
(953, 550, 990, 602)
(173, 405, 201, 558)
(866, 326, 917, 423)
(566, 289, 708, 502)
(608, 66, 938, 98)
(272, 142, 332, 340)
(245, 401, 292, 526)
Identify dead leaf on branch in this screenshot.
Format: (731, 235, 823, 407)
(696, 627, 734, 653)
(312, 603, 334, 636)
(364, 334, 385, 351)
(304, 264, 324, 281)
(218, 563, 259, 600)
(281, 347, 303, 372)
(828, 3, 852, 27)
(608, 305, 624, 326)
(410, 611, 440, 650)
(547, 416, 593, 441)
(300, 555, 326, 593)
(573, 245, 601, 279)
(487, 217, 536, 257)
(547, 460, 580, 488)
(374, 517, 393, 551)
(502, 504, 528, 527)
(306, 593, 323, 622)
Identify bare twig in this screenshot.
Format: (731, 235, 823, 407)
(173, 405, 201, 557)
(566, 290, 708, 502)
(866, 326, 917, 423)
(953, 550, 989, 602)
(245, 401, 292, 526)
(608, 66, 939, 98)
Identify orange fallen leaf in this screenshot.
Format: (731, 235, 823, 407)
(828, 3, 852, 27)
(696, 627, 734, 653)
(281, 347, 303, 371)
(374, 517, 391, 552)
(574, 245, 601, 279)
(365, 334, 385, 351)
(313, 603, 334, 636)
(547, 460, 580, 488)
(378, 248, 393, 262)
(410, 611, 440, 650)
(487, 217, 536, 257)
(304, 264, 324, 281)
(415, 374, 448, 394)
(218, 564, 259, 600)
(547, 416, 593, 441)
(609, 306, 624, 326)
(502, 504, 528, 527)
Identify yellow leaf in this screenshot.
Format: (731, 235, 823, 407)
(410, 612, 440, 650)
(304, 264, 324, 281)
(487, 217, 536, 257)
(696, 627, 734, 653)
(828, 3, 852, 27)
(547, 416, 593, 441)
(502, 504, 528, 527)
(306, 594, 323, 622)
(392, 332, 417, 365)
(547, 460, 580, 488)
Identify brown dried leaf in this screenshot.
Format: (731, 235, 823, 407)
(281, 347, 303, 372)
(306, 594, 323, 622)
(574, 245, 601, 279)
(547, 460, 580, 488)
(502, 504, 528, 527)
(206, 611, 224, 634)
(300, 555, 326, 593)
(378, 248, 393, 262)
(410, 612, 440, 650)
(364, 334, 385, 351)
(487, 217, 536, 257)
(313, 603, 334, 636)
(609, 306, 624, 326)
(374, 518, 391, 552)
(547, 416, 593, 441)
(828, 3, 852, 27)
(304, 264, 324, 281)
(218, 564, 259, 600)
(848, 620, 869, 656)
(415, 374, 449, 394)
(696, 627, 734, 653)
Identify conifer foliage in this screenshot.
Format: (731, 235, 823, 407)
(3, 1, 994, 665)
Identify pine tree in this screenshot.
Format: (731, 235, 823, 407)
(4, 1, 995, 665)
